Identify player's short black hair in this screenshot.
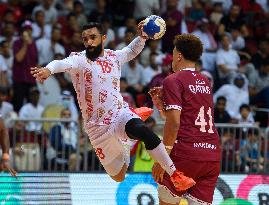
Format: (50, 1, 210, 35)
(82, 22, 104, 35)
(174, 34, 203, 62)
(217, 96, 226, 103)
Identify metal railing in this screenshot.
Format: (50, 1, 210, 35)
(7, 119, 269, 174)
(9, 118, 103, 172)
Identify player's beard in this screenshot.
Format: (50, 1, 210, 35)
(86, 41, 102, 61)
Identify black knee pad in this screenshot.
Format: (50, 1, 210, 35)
(125, 118, 161, 150)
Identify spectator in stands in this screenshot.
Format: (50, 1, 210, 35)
(214, 73, 249, 119)
(237, 104, 255, 125)
(142, 52, 161, 86)
(19, 87, 44, 132)
(49, 108, 78, 171)
(55, 0, 74, 17)
(161, 0, 187, 53)
(36, 26, 65, 66)
(88, 0, 111, 23)
(58, 90, 79, 121)
(121, 58, 144, 100)
(0, 87, 14, 128)
(188, 0, 205, 21)
(0, 53, 8, 88)
(147, 54, 172, 120)
(12, 21, 38, 112)
(61, 12, 80, 46)
(221, 129, 241, 172)
(73, 1, 87, 29)
(101, 17, 116, 49)
(218, 4, 247, 37)
(0, 22, 17, 47)
(140, 39, 164, 68)
(239, 129, 264, 172)
(216, 34, 240, 83)
(117, 17, 137, 41)
(210, 0, 232, 13)
(120, 77, 136, 108)
(147, 53, 172, 89)
(251, 39, 269, 70)
(37, 53, 63, 107)
(116, 28, 136, 50)
(192, 18, 217, 71)
(134, 0, 160, 21)
(200, 70, 214, 88)
(214, 96, 232, 123)
(64, 31, 84, 56)
(249, 59, 269, 108)
(210, 2, 224, 25)
(229, 26, 245, 51)
(0, 40, 13, 88)
(32, 0, 58, 25)
(32, 9, 52, 40)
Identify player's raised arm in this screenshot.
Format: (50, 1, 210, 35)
(115, 21, 148, 64)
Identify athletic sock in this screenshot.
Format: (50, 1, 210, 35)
(147, 142, 176, 176)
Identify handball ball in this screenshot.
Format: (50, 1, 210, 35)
(143, 15, 166, 40)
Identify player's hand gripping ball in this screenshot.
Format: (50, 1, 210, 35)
(143, 15, 166, 40)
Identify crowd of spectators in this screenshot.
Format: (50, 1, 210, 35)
(0, 0, 268, 173)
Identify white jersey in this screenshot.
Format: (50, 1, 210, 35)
(46, 37, 146, 127)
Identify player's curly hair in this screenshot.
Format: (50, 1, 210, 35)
(174, 34, 203, 62)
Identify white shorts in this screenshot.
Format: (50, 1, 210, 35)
(85, 108, 140, 176)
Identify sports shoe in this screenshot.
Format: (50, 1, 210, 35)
(170, 171, 196, 191)
(133, 107, 154, 121)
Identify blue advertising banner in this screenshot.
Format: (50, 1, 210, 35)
(0, 173, 268, 205)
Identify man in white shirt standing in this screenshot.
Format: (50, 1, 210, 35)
(31, 22, 195, 191)
(36, 26, 65, 66)
(216, 34, 240, 83)
(19, 87, 44, 132)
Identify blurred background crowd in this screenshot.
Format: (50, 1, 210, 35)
(0, 0, 268, 173)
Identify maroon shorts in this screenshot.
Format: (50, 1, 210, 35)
(159, 156, 220, 204)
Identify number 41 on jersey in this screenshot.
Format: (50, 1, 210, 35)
(195, 106, 214, 133)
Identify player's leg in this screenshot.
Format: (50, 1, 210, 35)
(125, 118, 195, 191)
(88, 125, 130, 183)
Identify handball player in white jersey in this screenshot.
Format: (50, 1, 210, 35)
(30, 21, 195, 190)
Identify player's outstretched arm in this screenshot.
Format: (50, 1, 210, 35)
(31, 57, 77, 83)
(31, 67, 51, 84)
(116, 21, 148, 64)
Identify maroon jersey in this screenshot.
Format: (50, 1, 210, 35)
(163, 68, 221, 161)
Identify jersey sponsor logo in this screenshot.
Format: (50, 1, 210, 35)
(96, 59, 113, 73)
(189, 84, 210, 94)
(189, 79, 211, 94)
(193, 142, 217, 150)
